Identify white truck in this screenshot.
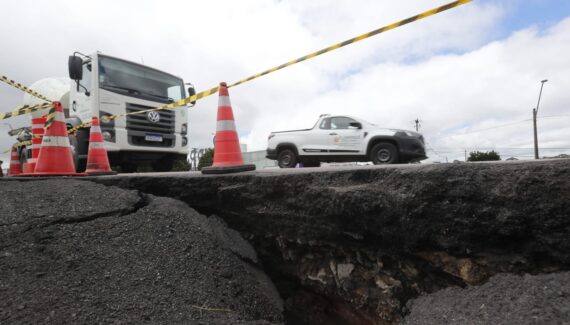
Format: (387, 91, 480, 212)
(19, 51, 195, 172)
(266, 114, 427, 167)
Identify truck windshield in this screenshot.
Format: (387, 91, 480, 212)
(98, 56, 185, 103)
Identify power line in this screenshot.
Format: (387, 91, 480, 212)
(432, 115, 570, 140)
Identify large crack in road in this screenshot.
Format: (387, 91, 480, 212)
(1, 159, 569, 324)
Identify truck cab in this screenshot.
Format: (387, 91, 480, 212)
(68, 52, 192, 172)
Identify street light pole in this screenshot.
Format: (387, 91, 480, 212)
(533, 79, 548, 159)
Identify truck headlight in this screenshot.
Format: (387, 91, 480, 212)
(181, 123, 188, 135)
(182, 136, 188, 147)
(103, 131, 115, 142)
(99, 111, 114, 126)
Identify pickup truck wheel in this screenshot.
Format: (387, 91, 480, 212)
(370, 142, 399, 164)
(277, 149, 298, 168)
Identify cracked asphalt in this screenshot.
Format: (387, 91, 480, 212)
(403, 272, 570, 325)
(0, 179, 283, 324)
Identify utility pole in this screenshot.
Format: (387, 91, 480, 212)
(533, 79, 548, 159)
(414, 118, 422, 132)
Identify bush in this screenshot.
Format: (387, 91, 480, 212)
(198, 148, 214, 170)
(467, 150, 501, 162)
(171, 157, 192, 171)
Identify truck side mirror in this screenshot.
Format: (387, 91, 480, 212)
(187, 84, 196, 106)
(349, 122, 362, 129)
(68, 56, 83, 80)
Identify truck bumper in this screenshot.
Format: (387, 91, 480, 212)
(266, 148, 278, 160)
(398, 138, 428, 162)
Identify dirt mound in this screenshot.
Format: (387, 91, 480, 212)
(403, 272, 570, 325)
(0, 179, 283, 324)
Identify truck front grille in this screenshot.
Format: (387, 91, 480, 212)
(126, 103, 175, 134)
(126, 103, 175, 148)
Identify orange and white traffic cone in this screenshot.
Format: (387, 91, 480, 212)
(202, 82, 255, 174)
(7, 146, 22, 176)
(21, 116, 46, 175)
(33, 101, 85, 176)
(85, 116, 116, 176)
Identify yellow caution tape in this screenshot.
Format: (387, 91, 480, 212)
(228, 0, 472, 88)
(0, 75, 53, 103)
(2, 0, 471, 153)
(0, 102, 52, 121)
(74, 0, 472, 126)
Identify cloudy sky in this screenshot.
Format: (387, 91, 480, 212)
(1, 0, 569, 167)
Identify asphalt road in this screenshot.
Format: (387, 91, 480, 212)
(0, 179, 283, 324)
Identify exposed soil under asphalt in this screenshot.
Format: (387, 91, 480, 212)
(91, 159, 570, 324)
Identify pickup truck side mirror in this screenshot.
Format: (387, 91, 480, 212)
(349, 122, 362, 129)
(187, 84, 196, 106)
(68, 56, 83, 80)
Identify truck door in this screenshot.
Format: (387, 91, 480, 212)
(300, 117, 336, 155)
(328, 116, 364, 154)
(69, 60, 94, 122)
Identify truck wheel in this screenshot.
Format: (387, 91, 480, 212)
(121, 163, 138, 173)
(277, 149, 298, 168)
(69, 132, 87, 172)
(370, 142, 399, 164)
(151, 156, 175, 172)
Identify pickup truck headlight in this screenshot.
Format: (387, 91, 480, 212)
(181, 123, 188, 135)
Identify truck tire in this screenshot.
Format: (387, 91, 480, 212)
(121, 163, 138, 173)
(151, 156, 175, 172)
(69, 130, 88, 172)
(370, 142, 399, 164)
(278, 149, 298, 168)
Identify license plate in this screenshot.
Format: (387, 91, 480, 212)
(145, 134, 163, 142)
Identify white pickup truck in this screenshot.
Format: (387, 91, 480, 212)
(266, 114, 427, 168)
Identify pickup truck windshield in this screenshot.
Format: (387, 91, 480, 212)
(98, 56, 185, 103)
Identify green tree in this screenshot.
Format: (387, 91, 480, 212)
(198, 148, 214, 170)
(467, 150, 501, 162)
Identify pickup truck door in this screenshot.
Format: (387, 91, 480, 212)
(328, 117, 364, 155)
(300, 120, 335, 155)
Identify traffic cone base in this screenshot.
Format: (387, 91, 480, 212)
(201, 164, 256, 174)
(201, 82, 255, 175)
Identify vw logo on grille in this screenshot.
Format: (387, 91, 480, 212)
(147, 111, 160, 123)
